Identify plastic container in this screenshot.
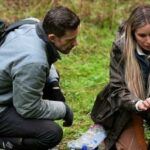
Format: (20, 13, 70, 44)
(67, 124, 107, 150)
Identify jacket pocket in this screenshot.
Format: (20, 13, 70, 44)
(91, 83, 115, 129)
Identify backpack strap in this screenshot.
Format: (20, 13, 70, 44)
(0, 19, 38, 46)
(5, 19, 38, 33)
(0, 20, 6, 35)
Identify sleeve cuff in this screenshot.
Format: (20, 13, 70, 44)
(50, 81, 59, 87)
(135, 100, 143, 111)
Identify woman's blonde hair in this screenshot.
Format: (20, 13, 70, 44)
(124, 5, 150, 99)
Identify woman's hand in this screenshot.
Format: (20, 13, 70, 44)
(136, 98, 150, 111)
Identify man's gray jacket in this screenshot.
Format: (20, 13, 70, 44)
(0, 22, 66, 120)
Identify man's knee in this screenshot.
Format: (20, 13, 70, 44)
(22, 122, 63, 150)
(49, 123, 63, 144)
(41, 123, 63, 148)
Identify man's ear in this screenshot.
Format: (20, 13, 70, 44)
(48, 34, 57, 43)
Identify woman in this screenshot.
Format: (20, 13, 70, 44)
(91, 4, 150, 150)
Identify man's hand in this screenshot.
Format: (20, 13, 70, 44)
(63, 104, 73, 127)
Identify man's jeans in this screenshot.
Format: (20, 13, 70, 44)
(0, 81, 64, 150)
(0, 107, 63, 150)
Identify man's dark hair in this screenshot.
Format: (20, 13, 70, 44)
(43, 6, 80, 37)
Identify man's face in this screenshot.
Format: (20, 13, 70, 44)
(48, 27, 79, 54)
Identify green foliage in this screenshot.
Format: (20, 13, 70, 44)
(1, 0, 150, 149)
(55, 21, 114, 149)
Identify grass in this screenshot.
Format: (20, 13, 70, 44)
(1, 0, 150, 149)
(55, 23, 115, 149)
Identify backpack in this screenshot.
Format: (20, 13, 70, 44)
(0, 18, 38, 46)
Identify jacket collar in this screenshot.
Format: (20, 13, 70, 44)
(136, 44, 150, 58)
(36, 22, 61, 65)
(136, 44, 146, 56)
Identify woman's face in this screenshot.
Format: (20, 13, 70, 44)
(135, 24, 150, 51)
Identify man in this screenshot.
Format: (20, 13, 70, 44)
(0, 6, 80, 150)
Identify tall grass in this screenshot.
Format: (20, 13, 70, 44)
(0, 0, 149, 25)
(0, 0, 150, 149)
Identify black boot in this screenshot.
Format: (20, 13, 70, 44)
(0, 138, 22, 150)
